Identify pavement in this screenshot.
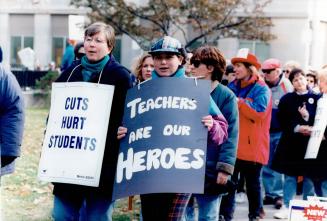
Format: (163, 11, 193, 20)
(233, 200, 279, 221)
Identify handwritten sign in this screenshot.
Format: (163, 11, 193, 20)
(38, 82, 114, 186)
(305, 95, 327, 159)
(113, 78, 211, 200)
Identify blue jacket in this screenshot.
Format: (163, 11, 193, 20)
(0, 65, 25, 176)
(210, 84, 239, 175)
(60, 44, 74, 72)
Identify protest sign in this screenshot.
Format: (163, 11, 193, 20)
(289, 197, 327, 221)
(113, 77, 210, 200)
(38, 82, 114, 187)
(305, 95, 327, 159)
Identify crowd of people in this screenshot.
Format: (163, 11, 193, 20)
(1, 21, 327, 221)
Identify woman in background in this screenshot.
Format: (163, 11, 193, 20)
(132, 53, 154, 83)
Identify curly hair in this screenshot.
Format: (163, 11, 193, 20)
(190, 45, 226, 82)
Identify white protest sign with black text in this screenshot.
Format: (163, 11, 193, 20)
(38, 82, 114, 187)
(113, 78, 210, 200)
(305, 94, 327, 159)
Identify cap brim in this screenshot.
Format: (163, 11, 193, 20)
(149, 49, 181, 55)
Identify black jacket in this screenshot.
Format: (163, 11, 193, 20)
(272, 91, 320, 176)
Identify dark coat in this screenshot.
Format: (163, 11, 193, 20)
(0, 65, 25, 176)
(52, 55, 132, 200)
(272, 91, 320, 176)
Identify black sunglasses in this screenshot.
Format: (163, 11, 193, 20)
(283, 70, 290, 74)
(262, 69, 275, 74)
(191, 60, 202, 68)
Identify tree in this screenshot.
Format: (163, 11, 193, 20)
(71, 0, 274, 50)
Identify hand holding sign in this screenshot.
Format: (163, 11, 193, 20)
(113, 78, 211, 199)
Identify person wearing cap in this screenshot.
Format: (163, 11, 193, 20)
(117, 36, 229, 221)
(52, 22, 132, 221)
(271, 68, 321, 219)
(261, 58, 293, 210)
(219, 49, 272, 221)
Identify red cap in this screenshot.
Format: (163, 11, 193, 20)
(262, 58, 281, 70)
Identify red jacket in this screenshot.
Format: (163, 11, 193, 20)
(229, 74, 272, 165)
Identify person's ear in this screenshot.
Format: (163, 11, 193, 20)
(207, 65, 214, 73)
(178, 55, 183, 65)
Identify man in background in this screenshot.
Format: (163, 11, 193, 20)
(261, 58, 293, 209)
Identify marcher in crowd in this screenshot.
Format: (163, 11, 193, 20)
(181, 45, 239, 221)
(184, 51, 193, 76)
(0, 64, 25, 179)
(261, 58, 293, 210)
(131, 53, 154, 83)
(301, 68, 327, 206)
(60, 39, 75, 72)
(272, 68, 320, 219)
(282, 60, 301, 79)
(74, 41, 86, 60)
(219, 49, 272, 221)
(306, 70, 320, 94)
(221, 64, 236, 86)
(117, 36, 228, 221)
(52, 22, 132, 221)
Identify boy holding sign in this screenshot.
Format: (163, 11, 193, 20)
(117, 36, 228, 221)
(51, 22, 132, 221)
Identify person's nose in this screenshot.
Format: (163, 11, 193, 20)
(160, 59, 167, 64)
(89, 39, 96, 47)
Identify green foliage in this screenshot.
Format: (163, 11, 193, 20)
(71, 0, 275, 50)
(35, 71, 59, 91)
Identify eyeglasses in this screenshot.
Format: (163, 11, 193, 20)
(85, 36, 106, 45)
(190, 60, 202, 68)
(262, 69, 275, 74)
(283, 70, 290, 74)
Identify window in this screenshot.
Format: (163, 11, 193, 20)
(52, 37, 66, 68)
(10, 36, 34, 67)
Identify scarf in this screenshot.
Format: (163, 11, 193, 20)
(81, 55, 110, 81)
(151, 66, 186, 79)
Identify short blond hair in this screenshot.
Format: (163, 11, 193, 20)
(283, 60, 301, 70)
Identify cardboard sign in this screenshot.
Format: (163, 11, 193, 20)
(290, 197, 327, 221)
(305, 95, 327, 159)
(38, 82, 114, 187)
(113, 78, 211, 200)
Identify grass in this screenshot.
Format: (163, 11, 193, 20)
(1, 108, 140, 221)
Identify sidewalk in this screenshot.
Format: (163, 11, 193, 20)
(233, 202, 278, 221)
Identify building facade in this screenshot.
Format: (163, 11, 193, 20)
(0, 0, 88, 70)
(1, 0, 327, 72)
